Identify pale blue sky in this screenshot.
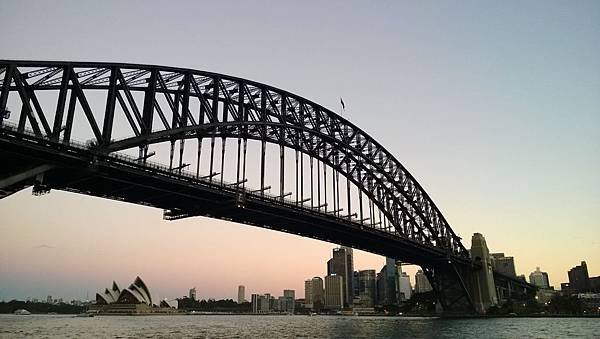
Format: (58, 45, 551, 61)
(0, 1, 598, 301)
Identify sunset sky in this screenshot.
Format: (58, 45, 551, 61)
(0, 1, 599, 302)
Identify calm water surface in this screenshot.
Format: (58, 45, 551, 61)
(1, 314, 599, 338)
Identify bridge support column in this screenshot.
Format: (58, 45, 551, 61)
(423, 261, 475, 314)
(469, 233, 498, 313)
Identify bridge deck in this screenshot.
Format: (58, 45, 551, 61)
(0, 126, 471, 267)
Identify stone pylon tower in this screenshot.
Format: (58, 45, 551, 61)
(470, 233, 498, 313)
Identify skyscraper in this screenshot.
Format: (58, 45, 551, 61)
(324, 275, 344, 310)
(414, 270, 433, 293)
(189, 287, 196, 300)
(376, 258, 402, 306)
(311, 277, 324, 311)
(304, 279, 313, 308)
(398, 272, 412, 301)
(529, 267, 550, 289)
(237, 285, 245, 304)
(282, 289, 295, 313)
(568, 261, 590, 293)
(326, 246, 354, 306)
(357, 269, 376, 307)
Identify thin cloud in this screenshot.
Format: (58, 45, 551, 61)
(34, 244, 55, 249)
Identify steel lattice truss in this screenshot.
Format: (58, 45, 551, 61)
(0, 60, 469, 259)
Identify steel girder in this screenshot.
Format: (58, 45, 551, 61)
(0, 60, 469, 259)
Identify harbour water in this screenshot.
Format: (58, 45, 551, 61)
(1, 314, 599, 338)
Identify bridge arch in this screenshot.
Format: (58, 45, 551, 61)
(0, 60, 466, 257)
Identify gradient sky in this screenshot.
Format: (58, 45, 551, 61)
(0, 1, 599, 302)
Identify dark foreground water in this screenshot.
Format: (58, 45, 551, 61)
(1, 314, 599, 338)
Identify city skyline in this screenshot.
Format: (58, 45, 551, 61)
(0, 1, 599, 302)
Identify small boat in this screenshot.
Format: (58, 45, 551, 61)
(14, 309, 31, 315)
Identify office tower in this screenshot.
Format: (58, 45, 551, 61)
(251, 294, 259, 313)
(251, 294, 271, 313)
(414, 270, 433, 293)
(47, 295, 52, 304)
(357, 269, 376, 307)
(189, 287, 196, 300)
(491, 253, 517, 276)
(568, 261, 590, 293)
(282, 289, 295, 313)
(311, 277, 324, 310)
(237, 285, 245, 304)
(304, 279, 313, 307)
(398, 272, 412, 301)
(324, 275, 345, 310)
(326, 246, 354, 306)
(529, 267, 550, 289)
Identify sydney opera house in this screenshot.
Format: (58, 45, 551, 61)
(93, 276, 172, 314)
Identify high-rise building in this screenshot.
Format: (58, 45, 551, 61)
(189, 287, 196, 300)
(282, 289, 295, 313)
(529, 267, 550, 289)
(491, 253, 517, 276)
(237, 285, 245, 304)
(357, 270, 376, 307)
(47, 295, 52, 304)
(251, 294, 259, 313)
(311, 277, 324, 311)
(398, 272, 412, 301)
(326, 246, 354, 306)
(414, 270, 433, 294)
(324, 275, 345, 310)
(251, 293, 270, 313)
(304, 279, 313, 307)
(568, 261, 590, 293)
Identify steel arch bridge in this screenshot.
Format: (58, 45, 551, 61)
(0, 60, 512, 313)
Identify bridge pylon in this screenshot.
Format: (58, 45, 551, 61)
(468, 233, 498, 313)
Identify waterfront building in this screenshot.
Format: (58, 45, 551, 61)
(568, 261, 590, 293)
(529, 267, 550, 289)
(357, 270, 376, 307)
(491, 253, 517, 276)
(311, 277, 324, 311)
(189, 287, 196, 300)
(92, 277, 165, 314)
(324, 274, 344, 310)
(281, 290, 295, 313)
(304, 279, 313, 308)
(237, 285, 245, 304)
(326, 246, 354, 306)
(46, 295, 52, 304)
(536, 289, 558, 304)
(251, 294, 259, 313)
(398, 272, 412, 301)
(251, 294, 271, 313)
(376, 259, 398, 306)
(414, 270, 433, 294)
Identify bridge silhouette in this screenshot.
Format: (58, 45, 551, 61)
(0, 60, 533, 314)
